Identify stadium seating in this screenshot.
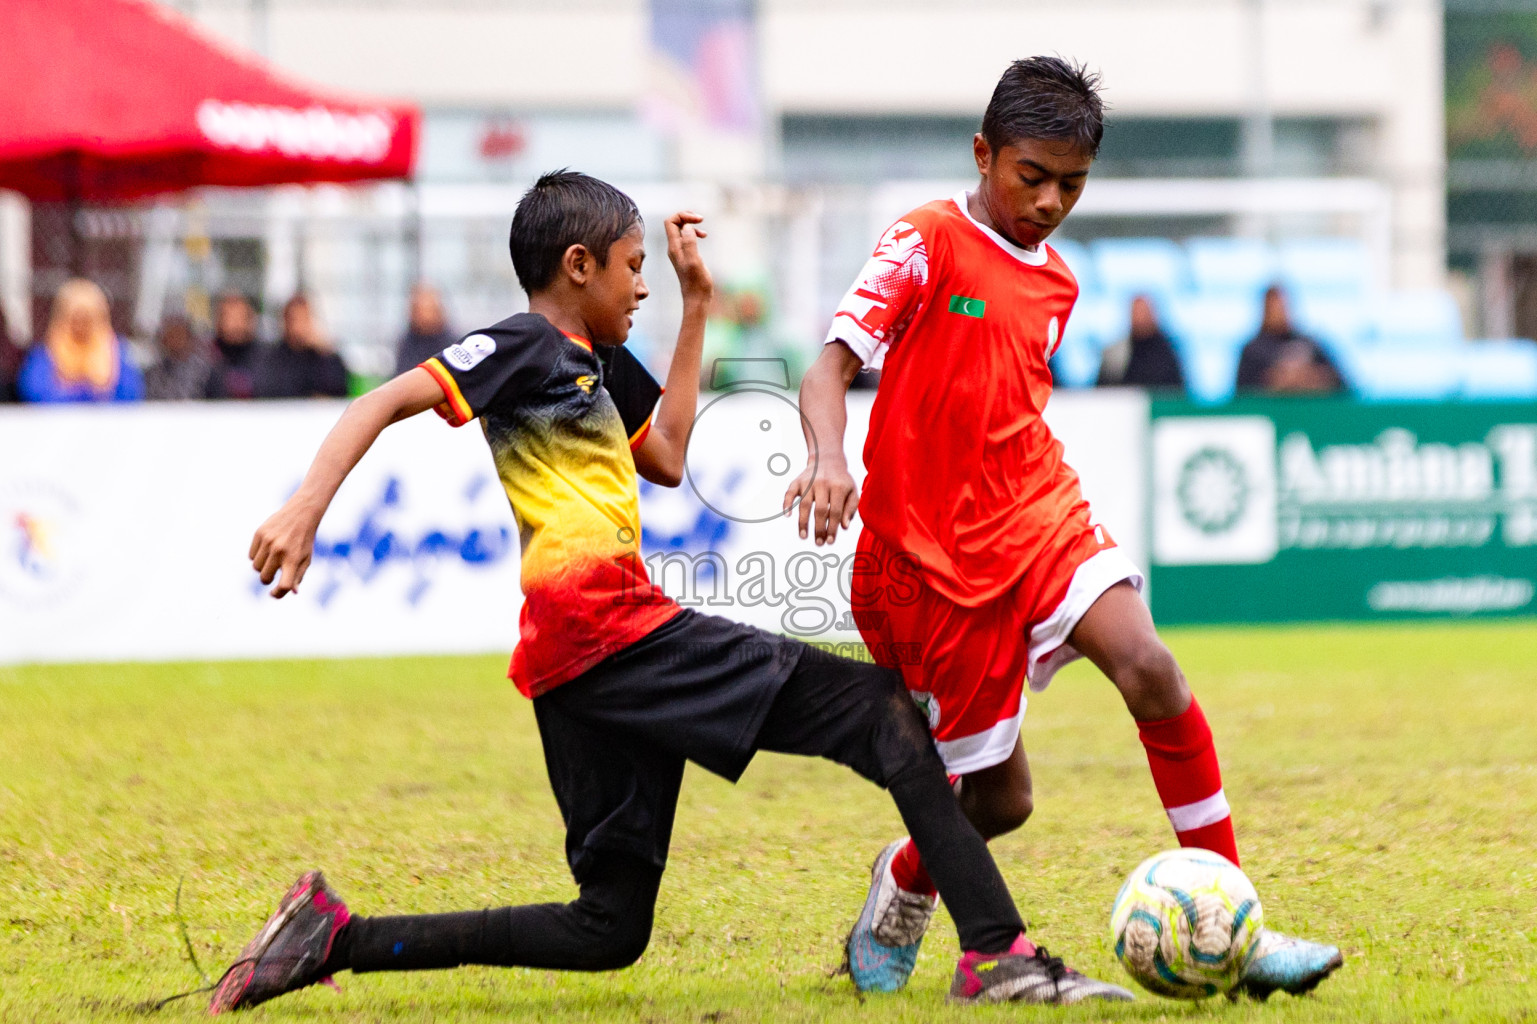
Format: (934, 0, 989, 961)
(1342, 341, 1463, 402)
(1090, 238, 1187, 302)
(1460, 339, 1537, 399)
(1368, 289, 1464, 346)
(1185, 237, 1276, 298)
(1048, 237, 1094, 292)
(1048, 233, 1537, 402)
(1276, 237, 1373, 297)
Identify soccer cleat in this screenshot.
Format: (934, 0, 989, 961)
(208, 870, 351, 1014)
(1231, 928, 1343, 1000)
(842, 839, 937, 992)
(949, 934, 1136, 1005)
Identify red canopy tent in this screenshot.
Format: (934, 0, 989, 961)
(0, 0, 419, 203)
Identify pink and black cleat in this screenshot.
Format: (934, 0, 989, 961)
(949, 933, 1135, 1005)
(207, 870, 350, 1014)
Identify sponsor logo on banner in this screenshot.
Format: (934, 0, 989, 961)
(0, 481, 89, 607)
(289, 474, 515, 607)
(1366, 575, 1534, 613)
(1153, 417, 1278, 565)
(1277, 425, 1537, 550)
(1154, 419, 1537, 567)
(195, 100, 396, 163)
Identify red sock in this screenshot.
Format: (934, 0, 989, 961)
(1136, 697, 1239, 866)
(889, 837, 938, 897)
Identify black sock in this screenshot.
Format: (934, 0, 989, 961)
(886, 757, 1023, 954)
(340, 856, 663, 974)
(318, 920, 353, 976)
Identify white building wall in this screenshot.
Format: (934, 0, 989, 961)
(760, 0, 1444, 286)
(180, 0, 1446, 287)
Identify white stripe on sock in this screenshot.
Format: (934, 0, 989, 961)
(1167, 789, 1231, 832)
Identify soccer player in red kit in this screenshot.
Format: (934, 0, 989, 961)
(786, 57, 1342, 998)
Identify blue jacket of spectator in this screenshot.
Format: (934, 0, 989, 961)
(18, 339, 145, 403)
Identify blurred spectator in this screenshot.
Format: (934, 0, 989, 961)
(256, 294, 349, 399)
(1237, 285, 1345, 395)
(1097, 295, 1185, 392)
(0, 304, 24, 403)
(145, 314, 220, 401)
(701, 288, 746, 388)
(393, 283, 455, 376)
(18, 279, 144, 403)
(212, 291, 263, 400)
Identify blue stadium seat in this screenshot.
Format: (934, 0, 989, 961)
(1186, 237, 1277, 297)
(1369, 289, 1464, 345)
(1276, 237, 1372, 297)
(1179, 345, 1242, 405)
(1050, 332, 1104, 388)
(1293, 293, 1371, 357)
(1091, 238, 1188, 301)
(1461, 340, 1537, 399)
(1164, 294, 1257, 351)
(1049, 238, 1094, 292)
(1066, 293, 1129, 352)
(1343, 341, 1462, 401)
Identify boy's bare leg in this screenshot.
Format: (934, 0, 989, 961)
(955, 739, 1033, 840)
(1068, 581, 1190, 721)
(1067, 581, 1230, 859)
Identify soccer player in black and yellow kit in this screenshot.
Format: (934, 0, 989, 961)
(209, 171, 1132, 1012)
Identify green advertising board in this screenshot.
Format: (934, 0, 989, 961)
(1148, 399, 1537, 624)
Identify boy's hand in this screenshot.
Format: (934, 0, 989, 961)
(665, 211, 712, 301)
(249, 500, 322, 599)
(783, 462, 860, 546)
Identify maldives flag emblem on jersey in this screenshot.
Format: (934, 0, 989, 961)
(948, 294, 986, 318)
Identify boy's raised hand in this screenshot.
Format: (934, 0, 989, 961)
(249, 499, 321, 599)
(665, 211, 711, 300)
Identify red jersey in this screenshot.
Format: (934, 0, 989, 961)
(826, 191, 1091, 606)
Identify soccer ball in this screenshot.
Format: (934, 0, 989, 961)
(1108, 849, 1262, 999)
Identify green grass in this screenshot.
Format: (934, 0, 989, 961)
(2, 622, 1536, 1022)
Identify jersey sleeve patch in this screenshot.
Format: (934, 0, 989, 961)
(442, 333, 497, 372)
(422, 316, 552, 425)
(824, 219, 930, 369)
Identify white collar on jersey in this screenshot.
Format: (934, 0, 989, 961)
(951, 190, 1050, 267)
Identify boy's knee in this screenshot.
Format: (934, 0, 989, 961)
(588, 915, 652, 970)
(1111, 639, 1187, 718)
(963, 783, 1033, 838)
(572, 856, 660, 970)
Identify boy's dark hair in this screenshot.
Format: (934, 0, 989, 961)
(981, 56, 1104, 158)
(509, 170, 642, 293)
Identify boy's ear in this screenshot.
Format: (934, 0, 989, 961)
(973, 133, 993, 175)
(560, 243, 592, 287)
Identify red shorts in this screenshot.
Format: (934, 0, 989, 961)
(851, 524, 1143, 774)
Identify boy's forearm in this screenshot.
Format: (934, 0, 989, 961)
(289, 393, 398, 516)
(652, 296, 708, 449)
(290, 372, 442, 518)
(798, 357, 852, 470)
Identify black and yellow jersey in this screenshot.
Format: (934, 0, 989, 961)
(419, 312, 678, 696)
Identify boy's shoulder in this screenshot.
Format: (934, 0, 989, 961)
(898, 195, 966, 234)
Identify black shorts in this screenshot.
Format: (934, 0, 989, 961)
(532, 608, 804, 881)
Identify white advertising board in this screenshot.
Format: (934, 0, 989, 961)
(0, 389, 1147, 664)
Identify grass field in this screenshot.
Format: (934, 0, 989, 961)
(2, 621, 1535, 1022)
